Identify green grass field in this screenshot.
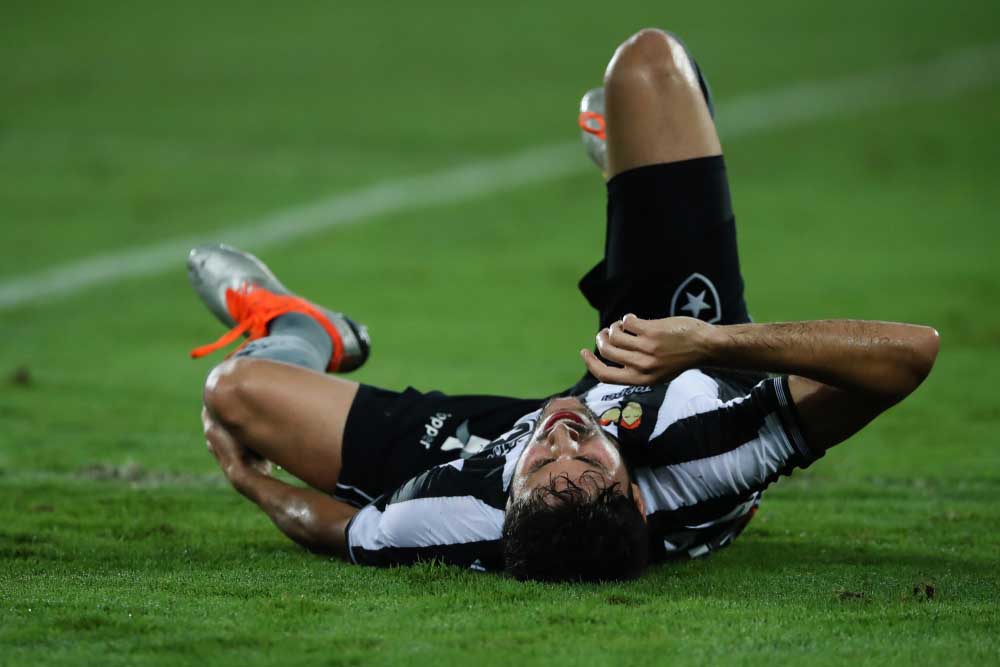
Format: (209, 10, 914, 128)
(2, 1, 999, 665)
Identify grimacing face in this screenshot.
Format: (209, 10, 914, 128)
(508, 396, 646, 516)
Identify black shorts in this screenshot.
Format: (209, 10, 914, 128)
(579, 155, 750, 331)
(339, 155, 749, 501)
(335, 386, 543, 505)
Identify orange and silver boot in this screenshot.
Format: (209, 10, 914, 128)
(578, 87, 607, 177)
(187, 243, 370, 372)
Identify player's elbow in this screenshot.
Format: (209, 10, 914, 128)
(888, 326, 940, 402)
(909, 326, 940, 389)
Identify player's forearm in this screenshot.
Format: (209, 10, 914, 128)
(703, 320, 940, 401)
(231, 471, 357, 557)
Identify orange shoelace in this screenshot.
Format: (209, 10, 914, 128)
(578, 111, 606, 140)
(190, 284, 345, 372)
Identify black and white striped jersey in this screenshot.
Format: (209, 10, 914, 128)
(345, 370, 818, 570)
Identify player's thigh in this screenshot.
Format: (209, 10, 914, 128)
(604, 28, 721, 177)
(204, 357, 358, 492)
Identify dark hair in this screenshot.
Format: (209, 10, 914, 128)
(502, 474, 649, 582)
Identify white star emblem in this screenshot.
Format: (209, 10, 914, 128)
(680, 290, 710, 318)
(670, 273, 723, 323)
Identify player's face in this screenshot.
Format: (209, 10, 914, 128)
(510, 396, 634, 502)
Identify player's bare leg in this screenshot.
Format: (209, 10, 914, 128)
(200, 369, 360, 557)
(189, 244, 370, 494)
(604, 28, 721, 176)
(572, 29, 748, 378)
(202, 358, 358, 493)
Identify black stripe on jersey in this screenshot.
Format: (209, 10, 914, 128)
(630, 378, 786, 468)
(709, 369, 770, 403)
(344, 508, 368, 559)
(647, 514, 756, 562)
(647, 495, 761, 562)
(350, 539, 503, 571)
(333, 484, 375, 508)
(647, 492, 756, 535)
(332, 493, 367, 509)
(389, 461, 507, 510)
(772, 375, 817, 464)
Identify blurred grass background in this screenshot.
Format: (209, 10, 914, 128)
(1, 1, 998, 665)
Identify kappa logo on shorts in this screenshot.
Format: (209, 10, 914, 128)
(670, 273, 722, 323)
(419, 412, 452, 450)
(441, 419, 492, 459)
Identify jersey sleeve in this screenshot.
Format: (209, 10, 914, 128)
(344, 460, 504, 570)
(631, 374, 817, 514)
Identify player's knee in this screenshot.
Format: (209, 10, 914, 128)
(203, 357, 259, 427)
(604, 28, 692, 90)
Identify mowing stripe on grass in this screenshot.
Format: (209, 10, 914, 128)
(2, 41, 999, 312)
(7, 468, 1000, 495)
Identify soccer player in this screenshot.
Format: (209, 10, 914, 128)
(192, 28, 939, 581)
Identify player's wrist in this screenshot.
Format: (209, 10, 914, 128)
(228, 465, 261, 497)
(698, 322, 732, 366)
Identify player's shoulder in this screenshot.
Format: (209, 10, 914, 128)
(389, 459, 469, 502)
(389, 457, 506, 509)
(584, 368, 770, 406)
(696, 368, 772, 399)
(582, 369, 715, 415)
(579, 369, 773, 448)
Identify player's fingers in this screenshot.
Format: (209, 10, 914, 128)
(617, 316, 658, 354)
(604, 322, 646, 352)
(580, 349, 644, 385)
(596, 329, 649, 367)
(620, 313, 649, 335)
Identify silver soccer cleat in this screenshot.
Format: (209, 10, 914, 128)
(578, 87, 607, 174)
(187, 243, 371, 372)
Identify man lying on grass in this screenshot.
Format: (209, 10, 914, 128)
(190, 28, 939, 582)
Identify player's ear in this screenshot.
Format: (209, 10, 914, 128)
(631, 482, 646, 522)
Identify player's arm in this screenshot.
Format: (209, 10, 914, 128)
(204, 414, 357, 558)
(582, 316, 940, 451)
(232, 472, 357, 557)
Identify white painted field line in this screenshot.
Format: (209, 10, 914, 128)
(2, 41, 998, 312)
(0, 142, 582, 311)
(718, 41, 1000, 134)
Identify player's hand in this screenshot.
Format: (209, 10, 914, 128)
(201, 407, 273, 486)
(580, 314, 715, 385)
